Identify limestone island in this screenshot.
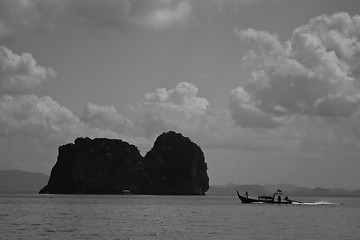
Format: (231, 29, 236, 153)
(39, 131, 209, 195)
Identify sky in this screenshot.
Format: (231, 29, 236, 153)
(1, 0, 360, 189)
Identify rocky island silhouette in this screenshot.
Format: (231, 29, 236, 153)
(39, 131, 209, 195)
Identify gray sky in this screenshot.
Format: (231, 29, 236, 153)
(1, 0, 360, 189)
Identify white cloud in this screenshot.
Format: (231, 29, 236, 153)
(81, 102, 134, 134)
(0, 35, 142, 149)
(132, 81, 290, 151)
(0, 94, 81, 145)
(0, 94, 152, 172)
(0, 94, 143, 147)
(230, 12, 360, 128)
(133, 81, 209, 137)
(0, 45, 56, 94)
(144, 81, 209, 114)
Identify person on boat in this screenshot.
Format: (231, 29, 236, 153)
(284, 196, 292, 203)
(277, 195, 281, 203)
(245, 191, 248, 198)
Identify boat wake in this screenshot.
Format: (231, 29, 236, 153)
(292, 201, 342, 206)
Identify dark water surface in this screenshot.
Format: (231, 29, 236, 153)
(1, 194, 359, 239)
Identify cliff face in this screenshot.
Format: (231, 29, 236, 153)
(40, 138, 142, 194)
(135, 131, 209, 195)
(40, 131, 209, 195)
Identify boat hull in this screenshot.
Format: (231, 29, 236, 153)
(236, 191, 293, 204)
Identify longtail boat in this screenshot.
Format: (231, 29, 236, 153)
(236, 190, 300, 204)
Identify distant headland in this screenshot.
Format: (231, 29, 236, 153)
(39, 131, 209, 195)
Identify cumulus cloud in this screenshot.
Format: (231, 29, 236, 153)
(131, 82, 269, 152)
(144, 81, 209, 113)
(0, 94, 81, 144)
(230, 12, 360, 128)
(0, 32, 139, 149)
(0, 44, 133, 146)
(0, 45, 56, 94)
(229, 87, 283, 128)
(81, 102, 134, 134)
(133, 81, 209, 137)
(0, 94, 143, 147)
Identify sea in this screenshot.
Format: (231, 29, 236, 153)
(1, 194, 360, 240)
